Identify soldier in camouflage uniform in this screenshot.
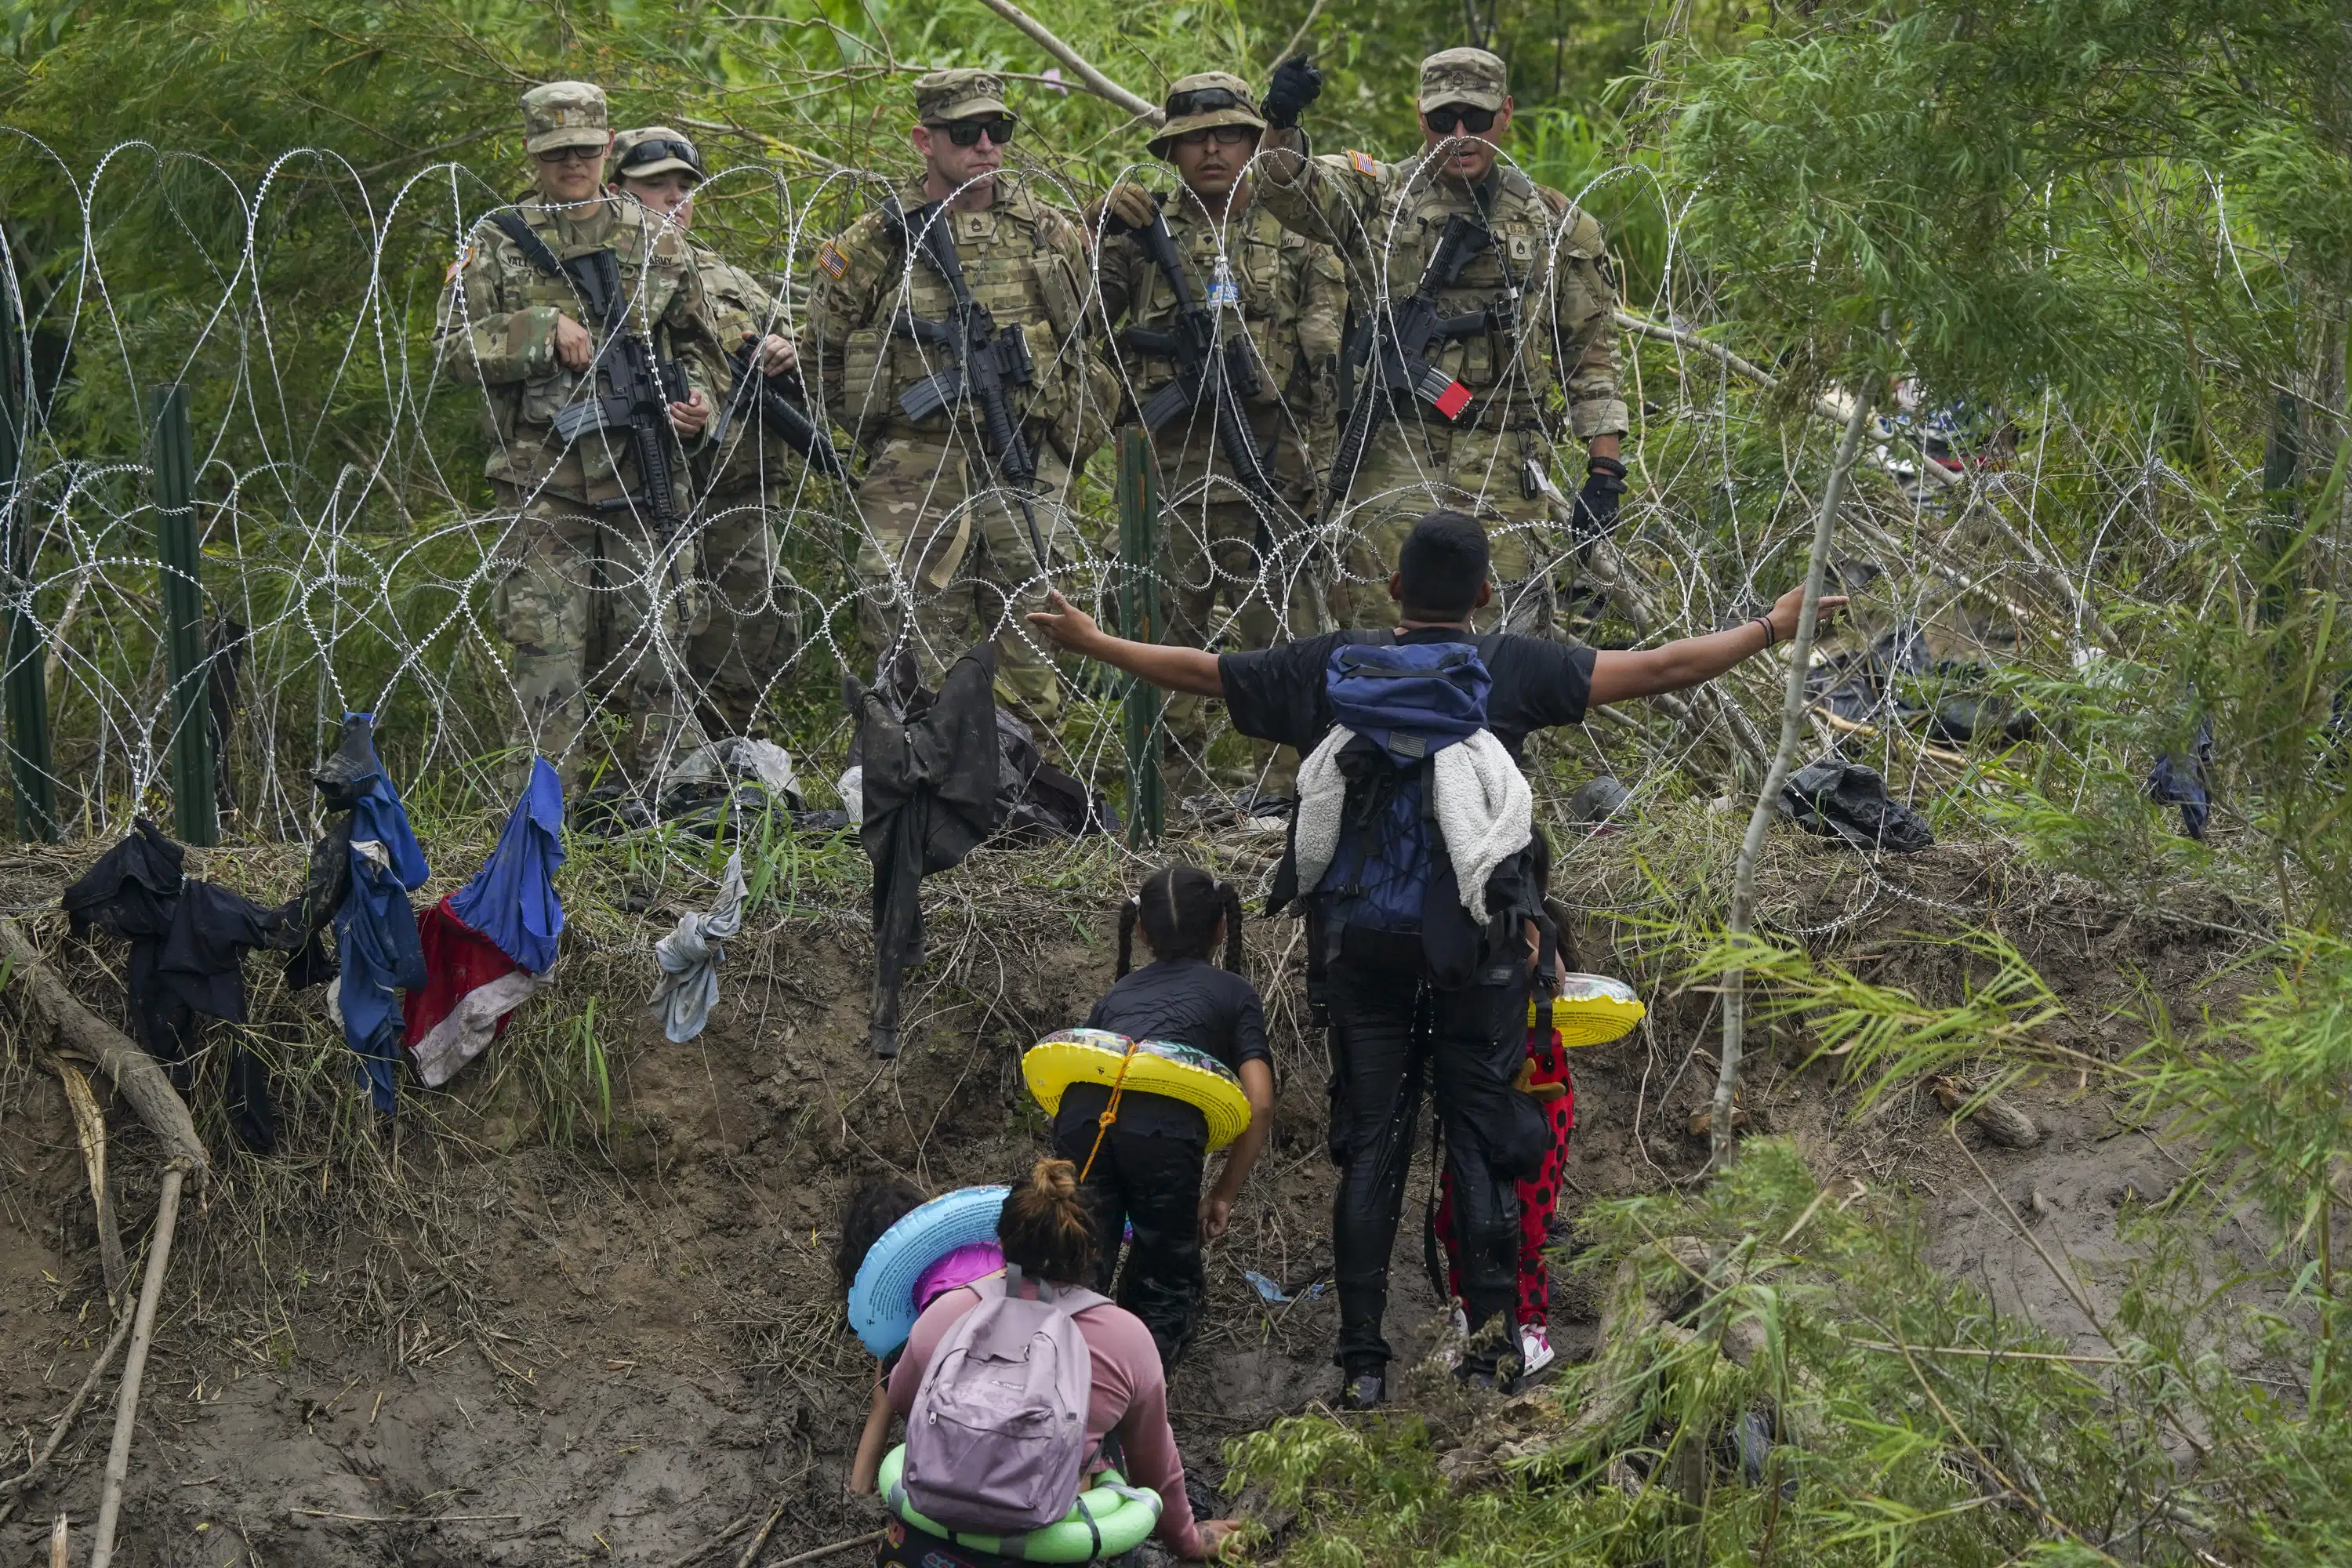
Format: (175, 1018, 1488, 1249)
(434, 82, 729, 796)
(1254, 48, 1629, 631)
(799, 69, 1107, 735)
(608, 125, 807, 739)
(1094, 72, 1346, 794)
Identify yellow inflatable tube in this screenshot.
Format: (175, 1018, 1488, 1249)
(1022, 1028, 1254, 1151)
(1531, 973, 1646, 1047)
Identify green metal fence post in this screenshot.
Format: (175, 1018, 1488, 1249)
(148, 382, 216, 847)
(1115, 427, 1164, 845)
(0, 264, 56, 840)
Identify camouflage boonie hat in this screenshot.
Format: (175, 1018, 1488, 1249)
(522, 81, 610, 154)
(913, 69, 1011, 124)
(1148, 71, 1266, 159)
(611, 125, 704, 180)
(1418, 47, 1508, 111)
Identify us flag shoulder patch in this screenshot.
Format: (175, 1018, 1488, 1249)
(443, 244, 472, 286)
(1348, 150, 1380, 177)
(815, 241, 849, 280)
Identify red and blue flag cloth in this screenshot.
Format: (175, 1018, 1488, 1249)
(402, 759, 564, 1087)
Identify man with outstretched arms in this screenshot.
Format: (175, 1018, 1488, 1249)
(608, 125, 810, 740)
(1093, 72, 1348, 795)
(798, 69, 1107, 737)
(1253, 48, 1630, 632)
(1027, 511, 1840, 1407)
(434, 82, 728, 797)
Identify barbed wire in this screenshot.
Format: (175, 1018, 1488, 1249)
(0, 129, 2270, 913)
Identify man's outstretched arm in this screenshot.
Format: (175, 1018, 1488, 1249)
(1027, 591, 1225, 698)
(1587, 586, 1847, 707)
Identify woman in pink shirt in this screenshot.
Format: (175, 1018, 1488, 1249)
(880, 1160, 1240, 1565)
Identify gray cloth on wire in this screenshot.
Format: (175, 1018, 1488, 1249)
(649, 851, 748, 1043)
(856, 643, 1010, 1058)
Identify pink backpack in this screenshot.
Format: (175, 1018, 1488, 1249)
(902, 1266, 1105, 1534)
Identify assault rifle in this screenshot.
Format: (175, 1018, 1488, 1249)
(1109, 204, 1284, 536)
(709, 333, 855, 483)
(1324, 212, 1502, 508)
(483, 212, 695, 532)
(882, 197, 1044, 556)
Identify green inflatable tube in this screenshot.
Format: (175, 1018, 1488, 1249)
(878, 1443, 1162, 1561)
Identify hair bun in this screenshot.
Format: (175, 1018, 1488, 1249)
(1031, 1157, 1078, 1201)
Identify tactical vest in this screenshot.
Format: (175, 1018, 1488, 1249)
(1356, 160, 1584, 430)
(695, 253, 794, 495)
(1122, 200, 1312, 412)
(476, 201, 702, 497)
(837, 183, 1091, 454)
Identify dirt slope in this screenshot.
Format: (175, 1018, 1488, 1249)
(0, 826, 2259, 1565)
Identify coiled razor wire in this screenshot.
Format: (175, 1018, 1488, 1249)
(0, 129, 2282, 941)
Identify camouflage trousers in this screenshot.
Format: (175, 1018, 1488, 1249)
(1152, 484, 1327, 793)
(850, 435, 1076, 731)
(685, 488, 804, 738)
(488, 483, 693, 791)
(1328, 424, 1565, 633)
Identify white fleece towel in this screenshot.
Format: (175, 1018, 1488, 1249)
(1293, 727, 1534, 924)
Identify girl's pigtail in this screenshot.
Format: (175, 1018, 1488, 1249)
(1218, 881, 1245, 973)
(1116, 895, 1141, 978)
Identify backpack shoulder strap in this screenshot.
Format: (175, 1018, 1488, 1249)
(486, 209, 564, 278)
(1475, 630, 1508, 669)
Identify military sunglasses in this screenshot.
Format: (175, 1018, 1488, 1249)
(931, 116, 1018, 147)
(1174, 125, 1258, 147)
(534, 143, 607, 165)
(1424, 104, 1498, 136)
(1163, 85, 1254, 118)
(617, 136, 704, 177)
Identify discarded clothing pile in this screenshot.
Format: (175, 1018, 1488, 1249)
(62, 818, 304, 1152)
(1778, 758, 1935, 854)
(401, 756, 566, 1085)
(1808, 622, 2037, 746)
(575, 737, 852, 839)
(61, 718, 572, 1138)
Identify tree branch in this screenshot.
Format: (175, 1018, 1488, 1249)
(1711, 388, 1876, 1169)
(968, 0, 1163, 123)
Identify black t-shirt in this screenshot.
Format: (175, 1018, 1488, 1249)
(1218, 627, 1596, 763)
(1054, 957, 1270, 1147)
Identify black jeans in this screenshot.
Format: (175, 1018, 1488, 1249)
(1323, 923, 1540, 1372)
(1051, 1114, 1207, 1368)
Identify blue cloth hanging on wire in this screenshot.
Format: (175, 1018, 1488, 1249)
(318, 713, 429, 1113)
(447, 757, 564, 975)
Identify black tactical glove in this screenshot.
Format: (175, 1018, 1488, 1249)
(1570, 454, 1627, 544)
(1262, 54, 1323, 129)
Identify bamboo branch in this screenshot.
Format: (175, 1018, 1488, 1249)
(88, 1163, 187, 1568)
(968, 0, 1163, 122)
(1712, 390, 1876, 1170)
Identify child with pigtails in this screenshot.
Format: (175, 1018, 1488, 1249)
(1054, 864, 1276, 1368)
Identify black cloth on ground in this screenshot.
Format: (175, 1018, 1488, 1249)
(1322, 921, 1543, 1374)
(1218, 627, 1596, 763)
(859, 644, 1010, 1055)
(1054, 957, 1269, 1145)
(1051, 1116, 1207, 1370)
(62, 818, 303, 1153)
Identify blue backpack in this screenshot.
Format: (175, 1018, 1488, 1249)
(1312, 638, 1496, 935)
